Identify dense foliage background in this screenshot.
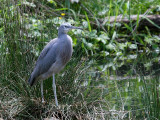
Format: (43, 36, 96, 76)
(0, 0, 160, 119)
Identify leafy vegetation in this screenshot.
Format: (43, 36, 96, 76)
(0, 0, 160, 119)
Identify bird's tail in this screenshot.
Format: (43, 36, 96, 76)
(28, 75, 35, 86)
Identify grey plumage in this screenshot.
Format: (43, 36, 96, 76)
(28, 23, 82, 106)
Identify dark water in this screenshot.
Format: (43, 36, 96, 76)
(86, 51, 160, 119)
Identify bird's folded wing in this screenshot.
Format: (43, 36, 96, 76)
(31, 38, 58, 80)
(37, 38, 57, 62)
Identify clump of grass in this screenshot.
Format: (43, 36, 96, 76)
(0, 55, 109, 119)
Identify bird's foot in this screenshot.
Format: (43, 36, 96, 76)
(42, 98, 45, 104)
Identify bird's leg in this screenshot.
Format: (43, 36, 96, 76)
(52, 74, 58, 106)
(41, 80, 45, 103)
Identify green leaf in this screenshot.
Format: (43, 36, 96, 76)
(100, 51, 109, 56)
(85, 12, 91, 32)
(97, 32, 110, 44)
(54, 8, 68, 11)
(129, 44, 137, 49)
(111, 31, 117, 42)
(106, 43, 116, 50)
(47, 0, 57, 6)
(123, 23, 132, 31)
(22, 1, 36, 7)
(142, 16, 160, 29)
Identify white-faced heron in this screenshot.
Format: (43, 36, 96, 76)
(28, 23, 82, 106)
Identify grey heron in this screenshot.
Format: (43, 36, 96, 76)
(28, 23, 82, 106)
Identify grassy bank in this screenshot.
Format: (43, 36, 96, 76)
(0, 0, 160, 119)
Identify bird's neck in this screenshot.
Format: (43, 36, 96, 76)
(58, 33, 72, 43)
(58, 32, 67, 38)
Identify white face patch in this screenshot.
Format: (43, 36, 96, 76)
(63, 24, 73, 33)
(64, 28, 71, 33)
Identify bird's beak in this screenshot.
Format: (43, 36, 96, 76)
(70, 26, 83, 30)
